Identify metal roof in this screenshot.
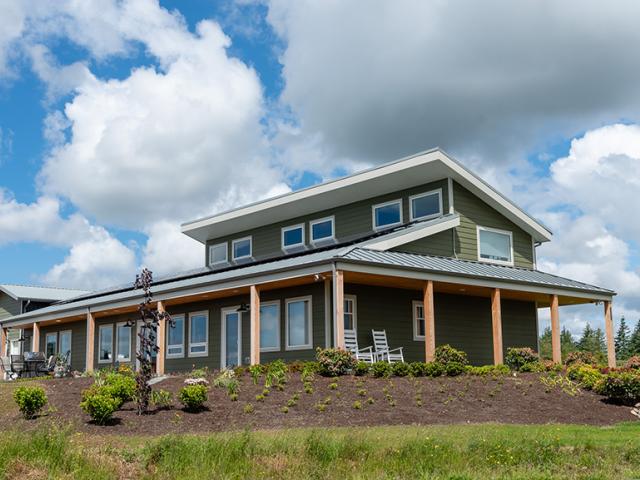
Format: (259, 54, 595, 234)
(0, 284, 89, 302)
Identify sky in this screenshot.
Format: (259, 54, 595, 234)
(1, 0, 639, 338)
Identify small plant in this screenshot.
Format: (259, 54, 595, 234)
(594, 372, 640, 405)
(353, 400, 362, 410)
(435, 345, 468, 366)
(292, 393, 300, 401)
(371, 361, 392, 378)
(328, 382, 338, 390)
(13, 386, 47, 419)
(287, 398, 297, 407)
(178, 384, 208, 412)
(255, 394, 265, 402)
(262, 388, 270, 396)
(184, 377, 210, 386)
(567, 364, 603, 390)
(624, 356, 640, 370)
(357, 388, 367, 397)
(505, 347, 539, 371)
(249, 364, 264, 384)
(188, 366, 210, 379)
(444, 362, 465, 376)
(276, 383, 285, 391)
(213, 369, 239, 396)
(80, 392, 120, 425)
(366, 397, 374, 405)
(410, 362, 428, 377)
(315, 403, 326, 412)
(280, 406, 289, 413)
(233, 366, 246, 377)
(150, 389, 173, 409)
(424, 362, 445, 377)
(316, 348, 357, 377)
(518, 362, 546, 373)
(466, 364, 510, 376)
(323, 396, 332, 405)
(265, 360, 289, 388)
(354, 361, 370, 376)
(392, 362, 411, 377)
(244, 403, 254, 414)
(229, 393, 239, 402)
(304, 384, 314, 394)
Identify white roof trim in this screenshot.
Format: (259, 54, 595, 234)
(360, 215, 460, 251)
(181, 148, 552, 244)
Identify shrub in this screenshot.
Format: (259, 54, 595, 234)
(233, 366, 246, 377)
(184, 378, 210, 386)
(244, 403, 254, 414)
(103, 373, 136, 404)
(594, 372, 640, 404)
(117, 364, 134, 377)
(409, 362, 427, 377)
(519, 361, 546, 373)
(213, 369, 239, 395)
(150, 389, 173, 409)
(624, 356, 640, 370)
(80, 392, 120, 425)
(13, 386, 47, 419)
(434, 345, 468, 366)
(391, 362, 412, 377)
(354, 361, 370, 376)
(178, 384, 208, 412)
(505, 347, 539, 371)
(316, 348, 356, 377)
(466, 364, 510, 376)
(371, 361, 392, 378)
(265, 360, 289, 387)
(248, 364, 264, 384)
(445, 362, 465, 376)
(567, 364, 603, 390)
(301, 362, 319, 382)
(288, 361, 306, 373)
(424, 362, 445, 377)
(565, 351, 598, 366)
(188, 367, 210, 379)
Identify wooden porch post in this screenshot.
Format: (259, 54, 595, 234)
(334, 270, 345, 349)
(86, 311, 95, 372)
(32, 322, 40, 353)
(550, 294, 561, 364)
(604, 300, 616, 368)
(0, 327, 7, 357)
(250, 285, 261, 365)
(423, 280, 436, 362)
(491, 288, 503, 365)
(156, 301, 166, 375)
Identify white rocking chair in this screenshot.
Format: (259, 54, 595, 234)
(344, 329, 375, 363)
(372, 329, 404, 363)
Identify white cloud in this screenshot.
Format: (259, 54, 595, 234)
(141, 221, 203, 276)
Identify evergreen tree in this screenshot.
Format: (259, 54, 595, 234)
(539, 326, 576, 360)
(577, 324, 605, 356)
(629, 319, 640, 356)
(560, 327, 576, 357)
(538, 327, 552, 359)
(614, 316, 631, 359)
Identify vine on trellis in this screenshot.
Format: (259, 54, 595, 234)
(126, 268, 173, 415)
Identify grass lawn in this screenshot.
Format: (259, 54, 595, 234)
(1, 423, 639, 479)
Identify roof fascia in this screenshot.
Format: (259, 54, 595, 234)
(360, 215, 460, 251)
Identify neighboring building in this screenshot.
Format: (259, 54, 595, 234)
(0, 149, 617, 372)
(0, 285, 88, 356)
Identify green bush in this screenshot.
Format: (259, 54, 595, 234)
(505, 347, 539, 371)
(624, 356, 640, 370)
(434, 345, 468, 366)
(13, 386, 47, 419)
(178, 384, 208, 412)
(151, 389, 173, 409)
(102, 372, 136, 404)
(391, 362, 411, 377)
(519, 361, 546, 373)
(188, 367, 210, 379)
(466, 364, 510, 376)
(410, 362, 428, 377)
(316, 348, 356, 377)
(371, 361, 392, 378)
(594, 372, 640, 404)
(566, 364, 602, 390)
(248, 364, 264, 384)
(445, 362, 465, 376)
(565, 351, 599, 366)
(354, 361, 370, 376)
(424, 361, 445, 377)
(265, 360, 290, 387)
(213, 369, 239, 395)
(80, 392, 120, 425)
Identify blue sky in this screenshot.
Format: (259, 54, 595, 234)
(1, 0, 639, 336)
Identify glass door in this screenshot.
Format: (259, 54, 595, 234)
(59, 331, 72, 363)
(136, 321, 157, 371)
(221, 308, 241, 368)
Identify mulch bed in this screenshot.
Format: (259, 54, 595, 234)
(2, 372, 635, 435)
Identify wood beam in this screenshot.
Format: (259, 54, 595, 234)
(491, 288, 503, 365)
(32, 322, 40, 353)
(423, 280, 436, 362)
(550, 294, 561, 364)
(0, 327, 6, 357)
(250, 285, 261, 365)
(604, 301, 616, 368)
(85, 311, 95, 372)
(334, 270, 345, 349)
(156, 301, 166, 375)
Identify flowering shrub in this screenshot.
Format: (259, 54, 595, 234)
(434, 345, 468, 366)
(505, 347, 538, 371)
(565, 351, 598, 366)
(594, 372, 640, 405)
(566, 363, 603, 390)
(184, 377, 210, 386)
(624, 356, 640, 370)
(13, 386, 47, 419)
(213, 369, 239, 396)
(316, 348, 356, 377)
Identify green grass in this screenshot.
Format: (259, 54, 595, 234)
(0, 423, 639, 479)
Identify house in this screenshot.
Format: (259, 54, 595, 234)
(1, 285, 88, 357)
(0, 149, 617, 372)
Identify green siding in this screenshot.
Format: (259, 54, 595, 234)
(452, 181, 534, 268)
(391, 230, 455, 257)
(40, 321, 87, 372)
(0, 293, 21, 321)
(205, 179, 450, 264)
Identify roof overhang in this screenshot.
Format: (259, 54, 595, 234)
(181, 148, 553, 244)
(360, 214, 460, 251)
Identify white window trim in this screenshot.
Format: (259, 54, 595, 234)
(188, 310, 209, 357)
(59, 330, 72, 364)
(372, 198, 403, 231)
(259, 300, 281, 353)
(409, 188, 443, 221)
(412, 300, 425, 341)
(209, 242, 228, 266)
(166, 314, 185, 359)
(45, 332, 58, 357)
(115, 322, 131, 363)
(309, 215, 336, 244)
(232, 236, 252, 261)
(344, 294, 357, 331)
(477, 225, 514, 266)
(98, 324, 114, 364)
(285, 295, 313, 351)
(281, 223, 305, 250)
(220, 307, 242, 368)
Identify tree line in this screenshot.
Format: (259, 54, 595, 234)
(538, 316, 640, 361)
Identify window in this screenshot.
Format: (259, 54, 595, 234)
(372, 199, 402, 230)
(232, 237, 252, 261)
(282, 224, 305, 249)
(59, 330, 72, 363)
(167, 314, 185, 358)
(477, 226, 513, 265)
(260, 301, 280, 352)
(344, 295, 357, 330)
(116, 322, 131, 362)
(189, 311, 208, 356)
(412, 301, 425, 340)
(98, 325, 113, 363)
(209, 243, 228, 266)
(410, 189, 442, 221)
(45, 332, 57, 358)
(310, 216, 335, 243)
(285, 296, 312, 350)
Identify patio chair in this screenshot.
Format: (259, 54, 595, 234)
(0, 356, 17, 380)
(372, 329, 404, 363)
(344, 329, 375, 363)
(10, 354, 25, 378)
